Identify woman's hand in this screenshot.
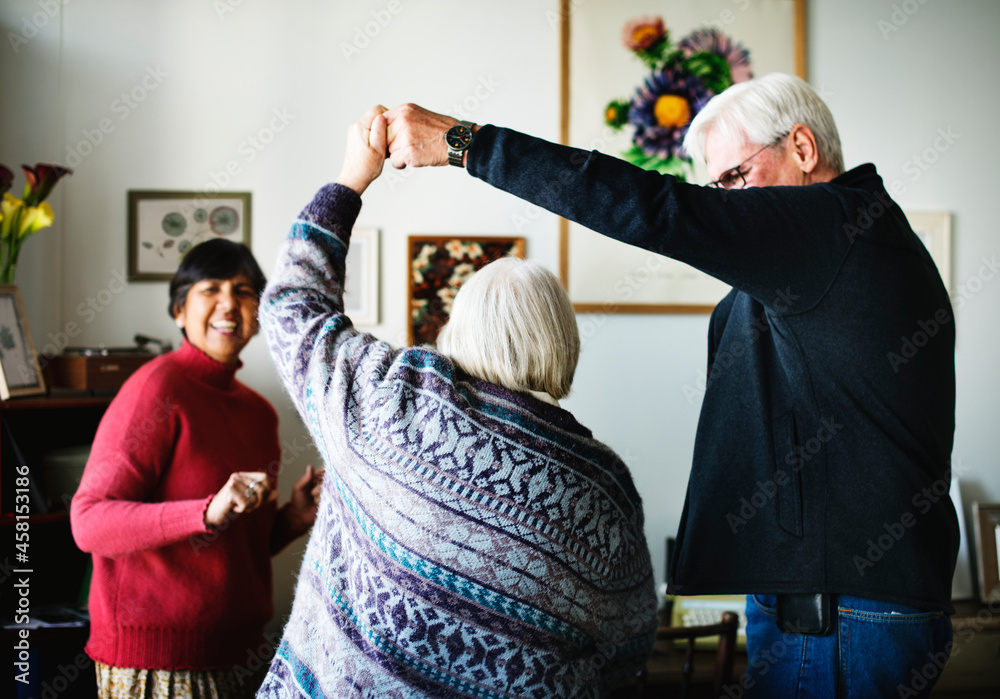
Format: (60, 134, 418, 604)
(280, 464, 324, 536)
(337, 105, 388, 196)
(204, 471, 271, 529)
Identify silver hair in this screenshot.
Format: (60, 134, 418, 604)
(436, 257, 580, 400)
(684, 72, 844, 175)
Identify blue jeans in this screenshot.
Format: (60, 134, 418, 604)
(725, 594, 952, 698)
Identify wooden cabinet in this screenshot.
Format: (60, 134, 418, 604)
(2, 396, 110, 699)
(933, 600, 1000, 696)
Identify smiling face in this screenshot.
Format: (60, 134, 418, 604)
(174, 272, 259, 365)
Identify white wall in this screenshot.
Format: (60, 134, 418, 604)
(2, 0, 998, 629)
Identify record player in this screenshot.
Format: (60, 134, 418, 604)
(46, 335, 171, 394)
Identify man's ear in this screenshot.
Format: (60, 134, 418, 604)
(789, 123, 820, 175)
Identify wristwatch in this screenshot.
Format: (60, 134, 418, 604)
(445, 121, 475, 167)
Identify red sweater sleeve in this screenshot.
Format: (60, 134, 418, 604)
(70, 365, 213, 558)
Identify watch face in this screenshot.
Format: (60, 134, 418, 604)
(446, 125, 472, 150)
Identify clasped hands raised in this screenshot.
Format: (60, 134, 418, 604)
(337, 104, 466, 195)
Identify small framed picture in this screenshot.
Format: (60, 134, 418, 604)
(343, 227, 380, 327)
(0, 286, 46, 399)
(972, 502, 1000, 603)
(906, 211, 951, 292)
(128, 190, 252, 281)
(407, 236, 525, 346)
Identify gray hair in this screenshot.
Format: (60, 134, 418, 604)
(684, 72, 844, 175)
(436, 257, 580, 400)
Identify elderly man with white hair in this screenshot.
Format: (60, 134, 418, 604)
(384, 73, 958, 698)
(256, 106, 658, 698)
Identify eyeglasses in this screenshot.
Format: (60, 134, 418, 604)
(708, 133, 789, 190)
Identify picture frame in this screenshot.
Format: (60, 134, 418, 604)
(972, 502, 1000, 604)
(407, 236, 525, 346)
(905, 210, 952, 293)
(343, 227, 380, 327)
(558, 0, 807, 313)
(128, 190, 252, 281)
(0, 285, 46, 399)
(950, 477, 974, 600)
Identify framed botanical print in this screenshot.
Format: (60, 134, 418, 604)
(128, 190, 251, 281)
(0, 285, 45, 399)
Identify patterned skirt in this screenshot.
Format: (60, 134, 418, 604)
(95, 662, 266, 699)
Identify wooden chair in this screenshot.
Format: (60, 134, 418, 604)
(632, 610, 740, 699)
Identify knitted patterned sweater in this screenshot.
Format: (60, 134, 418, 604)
(257, 183, 658, 698)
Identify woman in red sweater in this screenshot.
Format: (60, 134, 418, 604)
(71, 239, 322, 699)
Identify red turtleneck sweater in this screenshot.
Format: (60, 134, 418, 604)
(71, 340, 281, 670)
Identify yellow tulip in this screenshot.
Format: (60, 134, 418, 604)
(18, 201, 54, 238)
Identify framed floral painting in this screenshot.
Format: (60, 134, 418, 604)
(558, 0, 807, 313)
(128, 190, 252, 281)
(407, 236, 525, 346)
